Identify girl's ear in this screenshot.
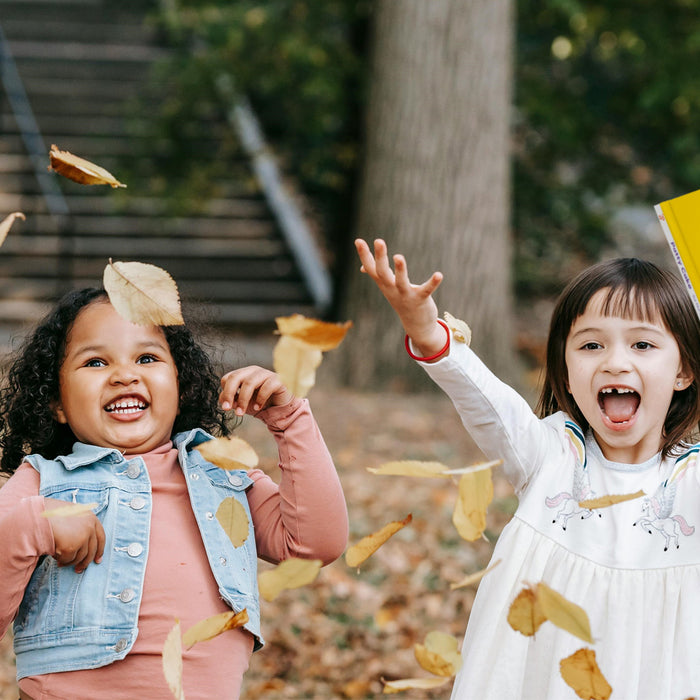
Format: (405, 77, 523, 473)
(51, 401, 68, 424)
(675, 371, 693, 392)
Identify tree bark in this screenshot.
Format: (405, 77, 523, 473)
(336, 0, 516, 390)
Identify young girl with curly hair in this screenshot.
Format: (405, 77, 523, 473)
(0, 287, 348, 700)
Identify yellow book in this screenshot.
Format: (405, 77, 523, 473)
(655, 188, 700, 318)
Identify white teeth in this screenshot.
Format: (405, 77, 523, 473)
(600, 387, 635, 394)
(105, 399, 147, 413)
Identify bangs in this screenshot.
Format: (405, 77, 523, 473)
(597, 285, 664, 326)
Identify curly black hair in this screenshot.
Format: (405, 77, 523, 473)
(0, 288, 230, 475)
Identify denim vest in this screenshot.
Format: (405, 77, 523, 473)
(13, 429, 262, 679)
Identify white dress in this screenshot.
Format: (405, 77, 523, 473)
(420, 342, 700, 700)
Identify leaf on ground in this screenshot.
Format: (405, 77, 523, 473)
(216, 497, 249, 548)
(507, 585, 547, 636)
(450, 558, 502, 590)
(258, 557, 322, 601)
(579, 489, 644, 510)
(41, 502, 97, 518)
(162, 620, 185, 700)
(560, 648, 612, 700)
(273, 335, 322, 398)
(443, 311, 471, 346)
(382, 677, 452, 693)
(345, 514, 413, 568)
(414, 630, 462, 677)
(275, 314, 352, 351)
(103, 259, 184, 326)
(0, 211, 25, 247)
(452, 467, 493, 541)
(536, 582, 594, 644)
(195, 436, 259, 471)
(48, 144, 126, 188)
(367, 461, 450, 478)
(182, 608, 249, 649)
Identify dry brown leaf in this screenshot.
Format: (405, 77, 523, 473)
(41, 502, 98, 519)
(258, 557, 322, 601)
(275, 314, 352, 351)
(382, 677, 452, 693)
(579, 489, 644, 510)
(48, 144, 126, 188)
(414, 631, 462, 677)
(450, 558, 502, 590)
(162, 620, 185, 700)
(103, 260, 184, 326)
(443, 311, 472, 346)
(273, 335, 322, 398)
(0, 211, 25, 247)
(345, 514, 413, 568)
(559, 648, 612, 700)
(507, 585, 547, 636)
(366, 461, 450, 478)
(182, 608, 249, 649)
(452, 467, 493, 541)
(195, 437, 259, 471)
(215, 497, 249, 548)
(536, 582, 593, 644)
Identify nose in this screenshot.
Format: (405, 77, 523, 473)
(602, 343, 632, 374)
(109, 363, 139, 386)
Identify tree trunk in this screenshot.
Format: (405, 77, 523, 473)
(336, 0, 515, 391)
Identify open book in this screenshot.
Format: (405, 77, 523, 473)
(655, 188, 700, 319)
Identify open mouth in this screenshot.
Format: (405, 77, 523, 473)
(598, 387, 640, 424)
(104, 397, 148, 415)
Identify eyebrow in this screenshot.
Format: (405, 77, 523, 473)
(69, 340, 169, 356)
(569, 324, 666, 340)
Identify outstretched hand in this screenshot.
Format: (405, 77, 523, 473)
(355, 238, 448, 358)
(219, 365, 294, 416)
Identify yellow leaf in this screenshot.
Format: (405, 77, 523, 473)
(367, 461, 450, 478)
(41, 502, 98, 518)
(0, 211, 25, 247)
(450, 558, 502, 590)
(579, 489, 644, 510)
(507, 585, 547, 636)
(443, 311, 472, 346)
(272, 335, 322, 398)
(414, 631, 462, 677)
(441, 459, 502, 476)
(345, 514, 413, 568)
(452, 468, 493, 541)
(382, 677, 452, 693)
(275, 314, 352, 351)
(182, 608, 249, 649)
(560, 648, 612, 700)
(103, 259, 184, 326)
(195, 437, 259, 471)
(258, 557, 322, 601)
(215, 497, 249, 548)
(536, 582, 594, 644)
(48, 144, 126, 188)
(162, 620, 185, 700)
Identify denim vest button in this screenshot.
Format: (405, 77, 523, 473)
(206, 512, 214, 520)
(228, 473, 243, 487)
(219, 557, 227, 565)
(129, 496, 146, 510)
(127, 543, 143, 557)
(126, 464, 140, 479)
(114, 638, 128, 652)
(190, 473, 200, 481)
(119, 588, 136, 603)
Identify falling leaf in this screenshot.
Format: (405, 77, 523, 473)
(507, 585, 546, 636)
(273, 335, 322, 398)
(560, 648, 612, 700)
(444, 311, 472, 346)
(258, 557, 322, 601)
(450, 558, 502, 590)
(182, 608, 249, 649)
(367, 461, 450, 478)
(103, 259, 184, 326)
(452, 468, 493, 541)
(162, 620, 185, 700)
(536, 582, 594, 644)
(0, 211, 25, 247)
(414, 631, 462, 677)
(579, 489, 644, 510)
(345, 514, 412, 568)
(441, 459, 502, 476)
(41, 502, 97, 518)
(216, 497, 249, 548)
(382, 677, 452, 693)
(195, 437, 259, 471)
(275, 314, 352, 351)
(48, 144, 126, 188)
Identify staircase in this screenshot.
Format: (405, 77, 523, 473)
(0, 0, 330, 334)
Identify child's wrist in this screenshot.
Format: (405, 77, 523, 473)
(405, 319, 450, 362)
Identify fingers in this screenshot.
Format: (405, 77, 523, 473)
(220, 366, 293, 415)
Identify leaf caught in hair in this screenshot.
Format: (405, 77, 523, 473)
(216, 497, 249, 548)
(579, 489, 644, 510)
(450, 558, 502, 590)
(162, 620, 185, 700)
(560, 648, 612, 700)
(41, 502, 97, 518)
(103, 259, 184, 326)
(536, 582, 593, 644)
(414, 631, 462, 677)
(382, 677, 452, 693)
(443, 311, 471, 346)
(507, 585, 547, 636)
(182, 609, 249, 649)
(0, 211, 25, 247)
(452, 468, 493, 541)
(48, 144, 126, 188)
(258, 557, 322, 601)
(273, 335, 322, 398)
(195, 437, 259, 471)
(367, 461, 451, 478)
(345, 514, 412, 568)
(275, 314, 353, 351)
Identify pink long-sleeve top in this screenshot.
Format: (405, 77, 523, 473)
(0, 397, 348, 700)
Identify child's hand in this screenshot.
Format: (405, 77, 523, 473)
(219, 366, 294, 416)
(44, 498, 105, 574)
(355, 238, 447, 357)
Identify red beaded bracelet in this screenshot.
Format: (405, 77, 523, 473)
(404, 319, 451, 362)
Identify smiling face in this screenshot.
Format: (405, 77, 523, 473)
(564, 289, 692, 463)
(53, 300, 180, 454)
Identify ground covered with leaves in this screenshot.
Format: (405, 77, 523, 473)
(0, 387, 515, 699)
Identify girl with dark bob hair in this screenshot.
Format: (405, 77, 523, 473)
(0, 286, 347, 700)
